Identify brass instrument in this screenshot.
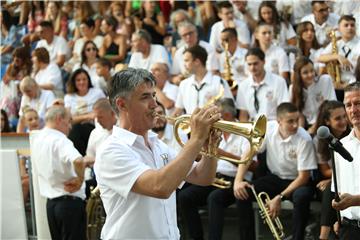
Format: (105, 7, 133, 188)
(212, 177, 232, 189)
(155, 113, 267, 166)
(222, 42, 238, 90)
(326, 29, 342, 88)
(250, 186, 285, 240)
(86, 186, 106, 240)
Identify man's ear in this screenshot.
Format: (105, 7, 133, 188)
(116, 97, 128, 112)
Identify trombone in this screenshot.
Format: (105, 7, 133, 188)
(250, 186, 285, 240)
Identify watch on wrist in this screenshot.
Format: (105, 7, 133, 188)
(279, 193, 284, 200)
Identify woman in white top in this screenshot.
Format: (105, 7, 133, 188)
(257, 1, 296, 48)
(253, 22, 290, 81)
(289, 21, 324, 80)
(73, 40, 105, 91)
(290, 57, 336, 134)
(64, 68, 105, 155)
(312, 100, 351, 240)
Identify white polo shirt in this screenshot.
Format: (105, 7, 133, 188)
(289, 74, 336, 125)
(175, 71, 233, 114)
(31, 127, 85, 199)
(263, 121, 317, 180)
(289, 48, 325, 75)
(322, 37, 360, 84)
(236, 71, 289, 121)
(273, 22, 296, 48)
(333, 130, 360, 221)
(129, 44, 170, 71)
(162, 81, 179, 116)
(86, 123, 112, 158)
(218, 46, 248, 84)
(301, 13, 340, 46)
(36, 35, 71, 64)
(209, 19, 251, 51)
(217, 134, 255, 181)
(34, 63, 63, 98)
(264, 44, 290, 75)
(171, 40, 219, 75)
(94, 127, 182, 240)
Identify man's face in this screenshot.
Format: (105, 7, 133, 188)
(150, 63, 168, 86)
(219, 7, 234, 22)
(178, 26, 197, 47)
(120, 82, 158, 132)
(220, 32, 236, 50)
(339, 20, 356, 40)
(246, 55, 265, 77)
(79, 23, 92, 37)
(131, 35, 143, 52)
(312, 3, 329, 25)
(183, 52, 195, 73)
(152, 105, 166, 133)
(344, 90, 360, 128)
(94, 108, 115, 130)
(95, 63, 109, 77)
(278, 111, 300, 138)
(36, 25, 53, 41)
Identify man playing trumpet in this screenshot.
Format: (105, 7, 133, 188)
(94, 68, 222, 240)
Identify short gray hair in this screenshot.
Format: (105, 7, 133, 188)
(108, 68, 156, 114)
(170, 9, 191, 29)
(133, 29, 152, 44)
(20, 76, 38, 91)
(178, 21, 197, 34)
(45, 105, 68, 123)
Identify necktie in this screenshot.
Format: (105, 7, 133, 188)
(342, 45, 351, 58)
(253, 85, 263, 113)
(194, 83, 206, 107)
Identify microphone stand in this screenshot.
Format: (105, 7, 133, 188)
(329, 146, 341, 227)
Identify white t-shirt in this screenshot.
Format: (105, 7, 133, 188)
(86, 123, 112, 158)
(322, 37, 360, 84)
(218, 46, 248, 84)
(263, 121, 317, 180)
(273, 22, 296, 48)
(34, 63, 63, 98)
(31, 127, 85, 199)
(171, 40, 219, 75)
(333, 130, 360, 221)
(236, 71, 289, 121)
(64, 88, 105, 116)
(264, 44, 290, 75)
(289, 74, 337, 125)
(128, 44, 170, 71)
(175, 71, 233, 114)
(36, 35, 70, 64)
(209, 19, 251, 51)
(94, 127, 182, 239)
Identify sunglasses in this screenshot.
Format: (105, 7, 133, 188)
(86, 47, 97, 52)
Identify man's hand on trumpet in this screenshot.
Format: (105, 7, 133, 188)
(189, 105, 222, 147)
(266, 195, 282, 219)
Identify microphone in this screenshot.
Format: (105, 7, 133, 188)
(317, 126, 353, 162)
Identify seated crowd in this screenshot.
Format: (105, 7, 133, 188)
(1, 1, 360, 240)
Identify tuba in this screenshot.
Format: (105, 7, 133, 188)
(326, 29, 342, 89)
(222, 42, 238, 90)
(86, 186, 106, 240)
(250, 186, 285, 240)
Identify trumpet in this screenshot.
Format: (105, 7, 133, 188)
(326, 29, 342, 89)
(250, 186, 285, 240)
(153, 113, 267, 165)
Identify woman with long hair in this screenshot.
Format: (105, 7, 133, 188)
(312, 100, 351, 240)
(257, 1, 296, 48)
(289, 21, 323, 79)
(44, 1, 68, 39)
(64, 68, 105, 155)
(290, 57, 336, 134)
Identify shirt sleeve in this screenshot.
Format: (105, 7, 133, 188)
(297, 133, 318, 171)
